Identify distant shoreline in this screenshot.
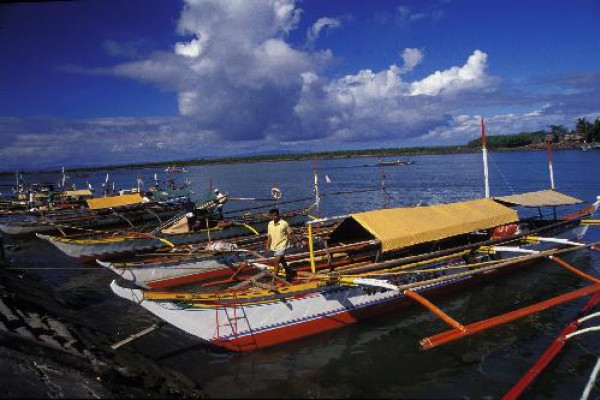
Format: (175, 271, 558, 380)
(0, 142, 587, 176)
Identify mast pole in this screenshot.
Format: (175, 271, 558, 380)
(314, 155, 320, 216)
(380, 164, 388, 208)
(61, 166, 66, 189)
(481, 117, 490, 198)
(547, 135, 555, 190)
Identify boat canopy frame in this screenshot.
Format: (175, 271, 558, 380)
(493, 189, 582, 208)
(328, 198, 519, 253)
(86, 193, 144, 210)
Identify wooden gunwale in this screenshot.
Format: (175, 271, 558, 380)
(137, 239, 598, 307)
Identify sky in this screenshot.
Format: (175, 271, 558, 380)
(1, 0, 600, 170)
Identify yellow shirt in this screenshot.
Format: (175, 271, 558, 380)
(268, 219, 291, 251)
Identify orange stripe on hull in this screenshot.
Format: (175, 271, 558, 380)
(211, 296, 413, 352)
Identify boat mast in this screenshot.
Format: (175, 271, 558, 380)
(314, 155, 320, 216)
(547, 135, 555, 190)
(380, 164, 388, 208)
(481, 117, 490, 198)
(61, 166, 66, 189)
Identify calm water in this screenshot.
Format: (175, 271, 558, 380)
(3, 150, 600, 398)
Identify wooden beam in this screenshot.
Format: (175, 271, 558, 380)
(404, 290, 467, 333)
(503, 292, 600, 399)
(549, 256, 600, 284)
(420, 284, 600, 351)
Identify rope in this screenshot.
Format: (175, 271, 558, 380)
(222, 196, 314, 216)
(151, 209, 188, 234)
(489, 151, 516, 195)
(333, 252, 527, 279)
(581, 356, 600, 400)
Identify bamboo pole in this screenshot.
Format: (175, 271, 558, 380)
(308, 224, 316, 273)
(482, 117, 490, 199)
(421, 284, 600, 351)
(547, 134, 555, 190)
(395, 241, 600, 293)
(549, 256, 600, 284)
(111, 323, 162, 350)
(503, 292, 600, 399)
(404, 290, 467, 333)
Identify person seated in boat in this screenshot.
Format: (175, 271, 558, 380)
(265, 208, 296, 282)
(187, 208, 212, 232)
(184, 197, 195, 213)
(47, 190, 55, 210)
(213, 188, 227, 220)
(167, 176, 175, 190)
(191, 207, 222, 231)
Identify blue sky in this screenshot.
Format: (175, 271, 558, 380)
(1, 0, 600, 170)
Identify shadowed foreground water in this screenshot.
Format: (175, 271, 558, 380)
(3, 150, 600, 398)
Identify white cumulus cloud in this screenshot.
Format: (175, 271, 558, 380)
(10, 0, 597, 169)
(399, 48, 424, 73)
(307, 17, 342, 43)
(410, 50, 491, 96)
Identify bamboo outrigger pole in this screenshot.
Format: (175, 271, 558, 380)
(503, 292, 600, 399)
(481, 117, 490, 198)
(418, 249, 600, 350)
(421, 284, 600, 350)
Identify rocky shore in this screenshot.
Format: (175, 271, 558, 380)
(0, 239, 205, 399)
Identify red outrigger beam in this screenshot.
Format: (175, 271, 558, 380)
(418, 254, 600, 350)
(420, 284, 600, 350)
(503, 291, 600, 399)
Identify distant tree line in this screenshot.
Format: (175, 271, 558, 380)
(467, 117, 600, 149)
(8, 117, 598, 176)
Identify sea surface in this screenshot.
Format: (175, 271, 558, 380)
(3, 149, 600, 398)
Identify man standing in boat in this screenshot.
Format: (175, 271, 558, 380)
(213, 188, 227, 220)
(266, 208, 295, 282)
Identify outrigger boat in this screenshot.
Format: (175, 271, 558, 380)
(165, 165, 189, 173)
(96, 224, 338, 289)
(0, 193, 186, 236)
(108, 121, 600, 352)
(39, 206, 312, 261)
(110, 191, 600, 351)
(377, 159, 416, 166)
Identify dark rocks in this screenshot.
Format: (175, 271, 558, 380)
(0, 257, 205, 398)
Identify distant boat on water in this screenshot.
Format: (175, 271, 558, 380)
(377, 158, 416, 166)
(165, 165, 189, 173)
(581, 142, 599, 151)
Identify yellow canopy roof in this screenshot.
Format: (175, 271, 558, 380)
(349, 198, 519, 253)
(86, 193, 143, 210)
(63, 189, 93, 197)
(494, 190, 582, 208)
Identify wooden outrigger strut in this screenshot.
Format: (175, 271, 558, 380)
(417, 243, 600, 350)
(503, 292, 600, 399)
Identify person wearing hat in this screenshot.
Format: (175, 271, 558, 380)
(213, 188, 227, 220)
